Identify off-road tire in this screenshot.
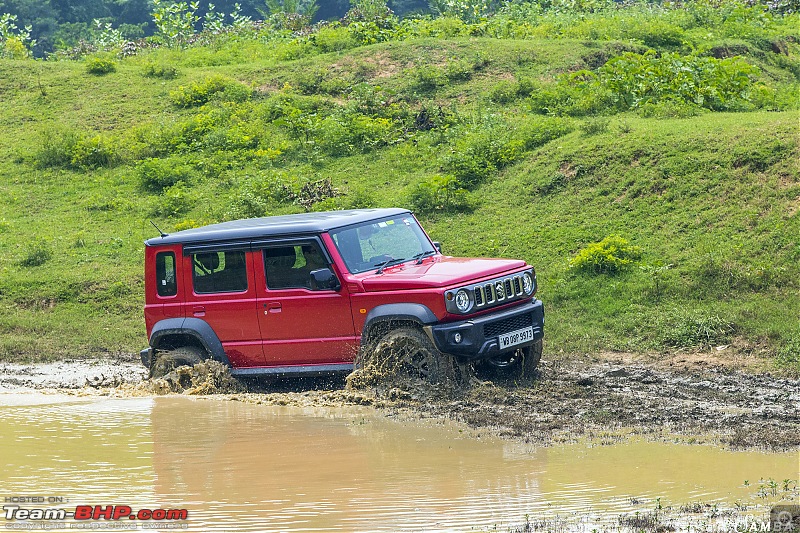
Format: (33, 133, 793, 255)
(372, 327, 463, 385)
(476, 339, 542, 383)
(150, 346, 205, 379)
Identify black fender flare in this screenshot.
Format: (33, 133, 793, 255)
(361, 303, 438, 345)
(149, 318, 231, 366)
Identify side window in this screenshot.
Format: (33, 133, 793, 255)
(264, 243, 329, 290)
(192, 251, 248, 294)
(155, 252, 177, 297)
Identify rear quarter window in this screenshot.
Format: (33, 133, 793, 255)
(155, 252, 177, 297)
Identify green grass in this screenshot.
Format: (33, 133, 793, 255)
(0, 6, 798, 367)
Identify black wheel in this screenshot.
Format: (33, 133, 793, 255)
(476, 339, 542, 383)
(370, 327, 465, 385)
(150, 346, 205, 378)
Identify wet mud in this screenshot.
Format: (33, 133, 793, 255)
(1, 353, 798, 451)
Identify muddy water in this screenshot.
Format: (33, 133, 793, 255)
(0, 394, 796, 532)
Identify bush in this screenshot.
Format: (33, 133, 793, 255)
(18, 238, 52, 267)
(33, 128, 81, 169)
(599, 51, 759, 111)
(314, 25, 357, 52)
(407, 64, 446, 92)
(570, 235, 642, 274)
(33, 129, 118, 170)
(775, 336, 800, 372)
(150, 182, 194, 217)
(84, 55, 116, 75)
(70, 135, 119, 169)
(170, 76, 250, 108)
(654, 309, 736, 350)
(136, 158, 193, 192)
(143, 62, 179, 79)
(409, 175, 474, 214)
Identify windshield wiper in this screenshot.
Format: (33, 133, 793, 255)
(413, 250, 437, 264)
(375, 257, 407, 274)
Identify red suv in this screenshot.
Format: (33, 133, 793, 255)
(141, 209, 544, 382)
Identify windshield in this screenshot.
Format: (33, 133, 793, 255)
(330, 215, 436, 274)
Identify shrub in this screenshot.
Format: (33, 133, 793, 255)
(295, 178, 341, 210)
(34, 128, 81, 169)
(84, 55, 116, 75)
(599, 51, 759, 111)
(143, 62, 179, 79)
(314, 25, 357, 52)
(570, 235, 642, 274)
(170, 76, 250, 108)
(579, 116, 611, 136)
(150, 182, 194, 217)
(18, 238, 52, 267)
(775, 337, 800, 372)
(408, 64, 446, 92)
(654, 309, 736, 350)
(409, 175, 474, 214)
(70, 135, 119, 169)
(136, 158, 193, 192)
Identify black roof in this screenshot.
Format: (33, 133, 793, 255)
(145, 208, 412, 246)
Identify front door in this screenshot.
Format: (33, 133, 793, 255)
(254, 240, 357, 367)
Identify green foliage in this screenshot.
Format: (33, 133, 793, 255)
(569, 235, 642, 274)
(143, 62, 179, 79)
(579, 116, 610, 135)
(150, 182, 195, 217)
(18, 239, 52, 268)
(653, 309, 736, 350)
(313, 25, 357, 52)
(1, 13, 35, 59)
(151, 0, 200, 48)
(442, 116, 573, 187)
(70, 135, 119, 168)
(599, 51, 759, 111)
(407, 64, 446, 92)
(775, 337, 800, 372)
(136, 158, 193, 192)
(33, 128, 118, 170)
(169, 76, 251, 108)
(84, 55, 117, 75)
(409, 174, 474, 214)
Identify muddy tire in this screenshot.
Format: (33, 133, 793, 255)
(150, 346, 205, 379)
(476, 339, 542, 383)
(372, 327, 462, 385)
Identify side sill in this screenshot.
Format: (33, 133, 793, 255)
(230, 363, 354, 377)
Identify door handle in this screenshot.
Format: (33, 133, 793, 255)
(265, 302, 282, 314)
(193, 306, 206, 317)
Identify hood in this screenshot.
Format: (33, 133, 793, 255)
(359, 256, 527, 291)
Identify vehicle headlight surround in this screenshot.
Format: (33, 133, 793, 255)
(522, 271, 535, 295)
(454, 289, 471, 313)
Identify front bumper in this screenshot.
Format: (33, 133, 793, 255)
(425, 299, 544, 361)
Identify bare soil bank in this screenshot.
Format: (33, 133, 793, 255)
(1, 353, 797, 451)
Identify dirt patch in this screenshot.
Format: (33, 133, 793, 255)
(1, 353, 797, 451)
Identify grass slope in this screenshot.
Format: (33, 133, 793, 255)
(0, 31, 798, 369)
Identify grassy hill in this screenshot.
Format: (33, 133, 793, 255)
(0, 2, 798, 371)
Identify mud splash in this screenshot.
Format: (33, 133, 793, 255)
(1, 353, 798, 451)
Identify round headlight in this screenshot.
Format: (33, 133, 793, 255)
(522, 272, 535, 295)
(454, 289, 471, 313)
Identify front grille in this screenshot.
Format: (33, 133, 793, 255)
(483, 313, 533, 338)
(474, 287, 484, 306)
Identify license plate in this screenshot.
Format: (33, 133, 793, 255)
(498, 326, 534, 350)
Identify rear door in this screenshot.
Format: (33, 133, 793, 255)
(253, 238, 357, 367)
(181, 246, 265, 368)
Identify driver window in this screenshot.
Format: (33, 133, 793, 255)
(264, 243, 330, 290)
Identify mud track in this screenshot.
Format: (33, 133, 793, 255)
(1, 353, 797, 450)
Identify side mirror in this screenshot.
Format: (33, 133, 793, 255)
(433, 241, 442, 253)
(309, 268, 341, 291)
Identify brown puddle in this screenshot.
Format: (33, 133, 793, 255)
(0, 393, 797, 532)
